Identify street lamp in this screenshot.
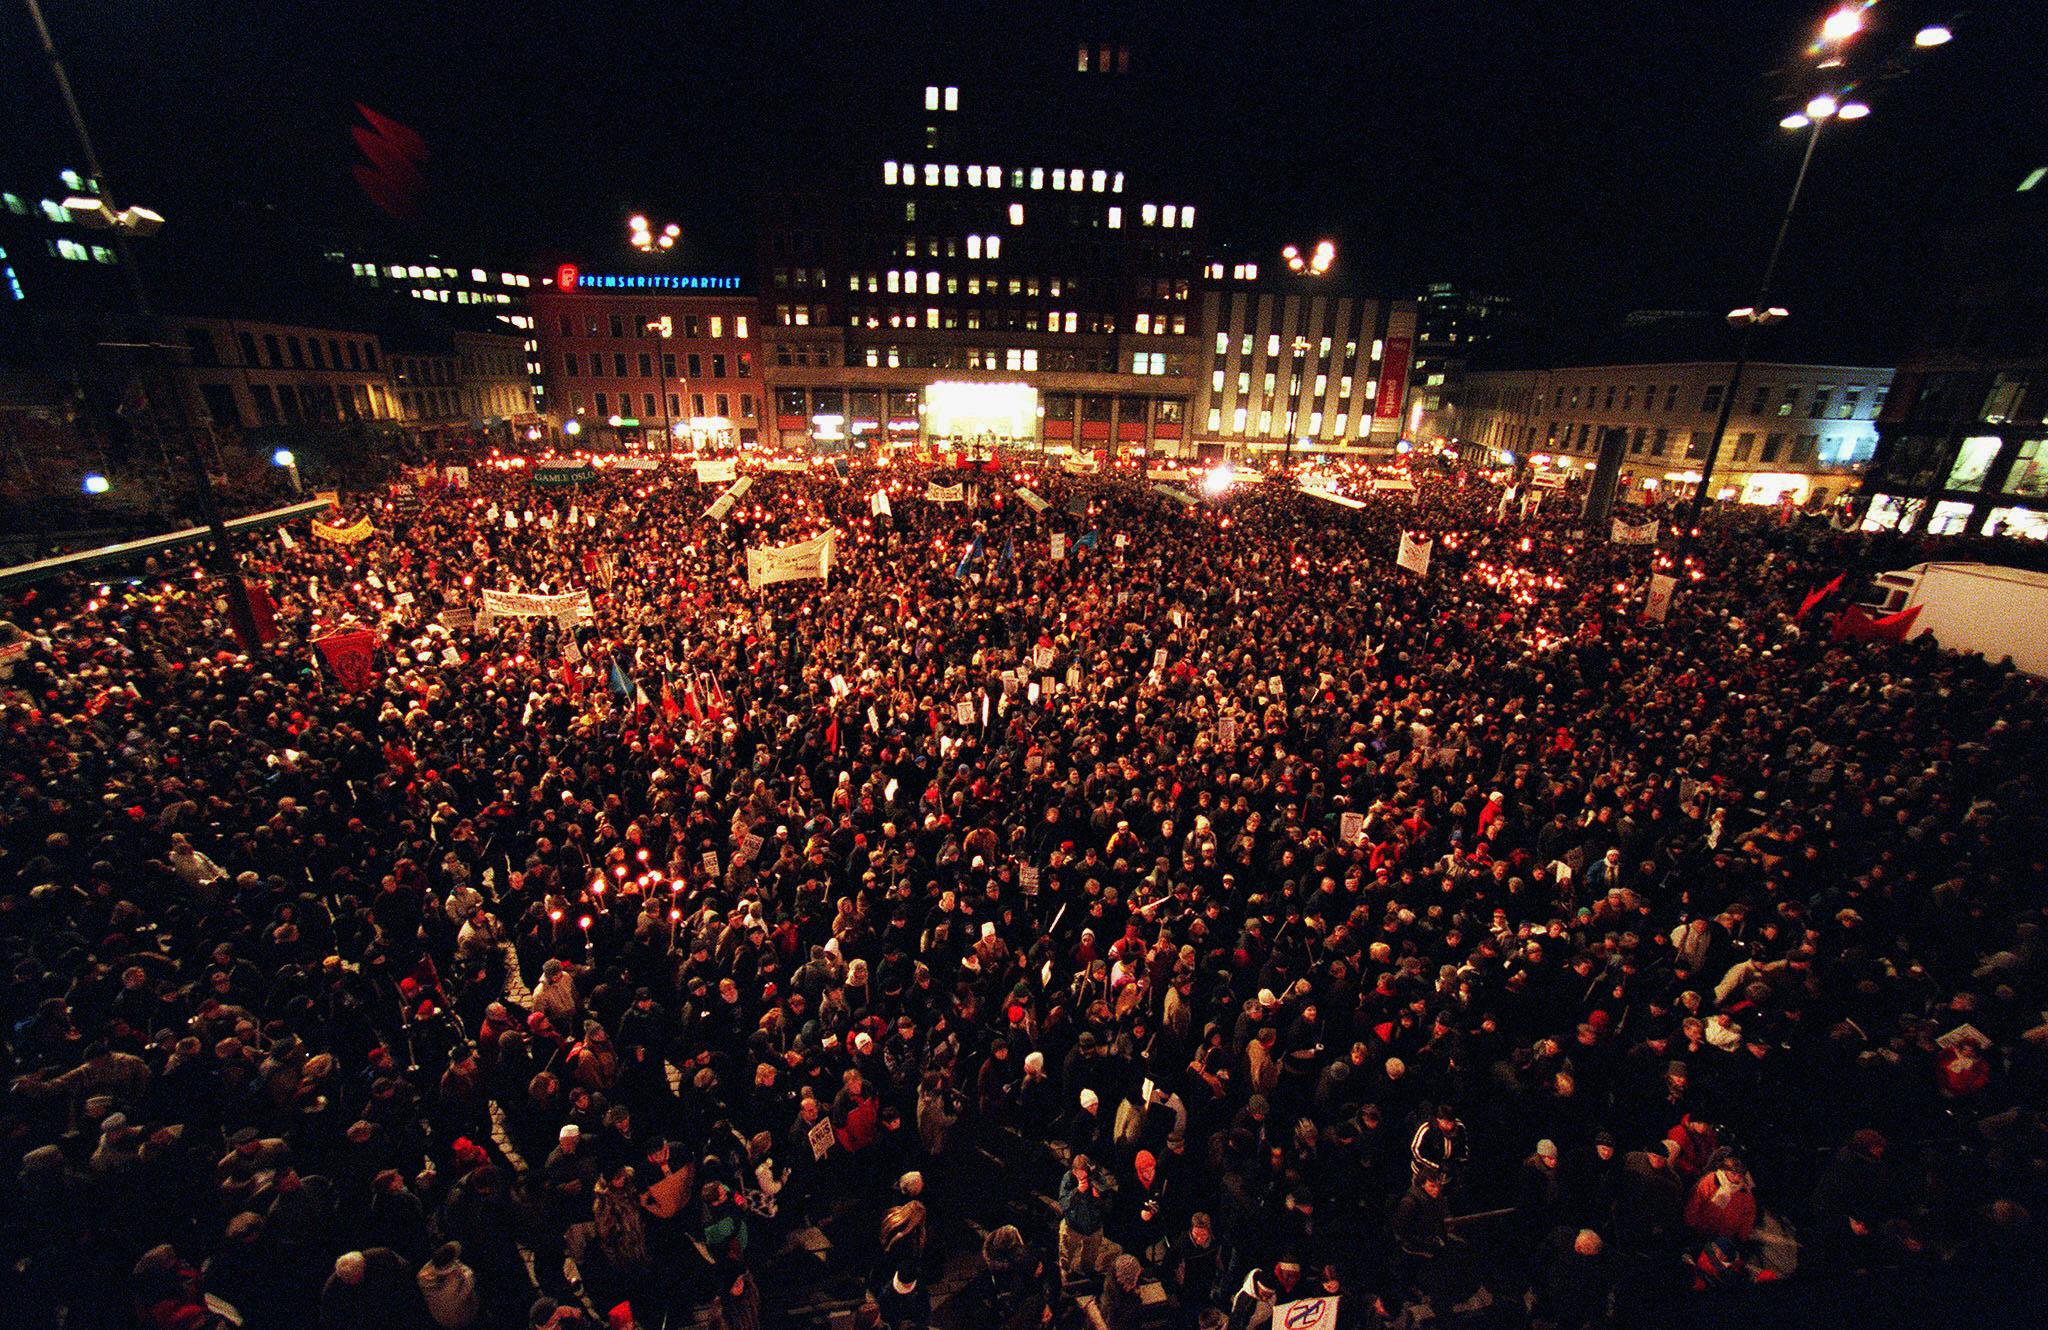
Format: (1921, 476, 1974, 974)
(1690, 48, 1873, 519)
(82, 472, 109, 494)
(1283, 240, 1335, 276)
(24, 0, 261, 650)
(272, 447, 300, 494)
(646, 316, 677, 447)
(629, 216, 679, 253)
(563, 418, 582, 437)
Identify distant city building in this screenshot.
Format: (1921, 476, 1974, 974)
(751, 54, 1206, 457)
(530, 275, 759, 448)
(1411, 282, 1513, 439)
(160, 314, 402, 434)
(1462, 360, 1891, 506)
(325, 251, 542, 404)
(1860, 166, 2048, 540)
(0, 170, 131, 365)
(1191, 284, 1418, 458)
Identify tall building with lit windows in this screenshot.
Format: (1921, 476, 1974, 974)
(754, 44, 1206, 457)
(1189, 275, 1419, 458)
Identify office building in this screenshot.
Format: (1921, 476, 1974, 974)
(1410, 282, 1514, 439)
(1859, 165, 2048, 539)
(161, 314, 402, 434)
(753, 51, 1206, 457)
(530, 268, 760, 448)
(1189, 281, 1418, 458)
(1461, 360, 1891, 505)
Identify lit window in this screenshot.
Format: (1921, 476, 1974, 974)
(426, 266, 441, 279)
(1024, 349, 1039, 371)
(1030, 167, 1044, 190)
(1181, 206, 1196, 228)
(1208, 407, 1221, 431)
(1162, 205, 1178, 227)
(1233, 406, 1248, 432)
(1334, 414, 1347, 435)
(503, 273, 519, 285)
(1008, 203, 1023, 226)
(944, 86, 958, 111)
(1064, 312, 1077, 333)
(1371, 339, 1384, 361)
(886, 270, 900, 293)
(1245, 264, 1257, 279)
(967, 235, 982, 259)
(40, 200, 71, 223)
(925, 86, 939, 110)
(1141, 203, 1157, 225)
(925, 271, 939, 294)
(469, 267, 486, 282)
(923, 164, 939, 186)
(1215, 333, 1229, 354)
(3, 192, 27, 215)
(407, 265, 424, 278)
(1315, 375, 1327, 395)
(710, 316, 723, 338)
(1113, 171, 1125, 193)
(944, 164, 959, 187)
(1052, 169, 1066, 190)
(987, 165, 1000, 187)
(1259, 409, 1273, 433)
(1135, 313, 1151, 334)
(1108, 206, 1122, 229)
(1007, 349, 1023, 370)
(884, 162, 898, 185)
(1091, 169, 1107, 192)
(736, 316, 748, 338)
(1340, 376, 1353, 398)
(1365, 379, 1378, 400)
(967, 165, 981, 187)
(987, 235, 1001, 258)
(1267, 334, 1280, 356)
(1212, 370, 1225, 392)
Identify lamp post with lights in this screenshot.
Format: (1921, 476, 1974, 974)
(1689, 10, 1875, 519)
(23, 0, 263, 650)
(1278, 242, 1335, 473)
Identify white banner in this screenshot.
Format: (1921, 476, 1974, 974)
(480, 588, 595, 623)
(1061, 455, 1098, 475)
(1015, 486, 1049, 512)
(695, 458, 738, 485)
(612, 457, 661, 472)
(1644, 573, 1677, 623)
(1274, 1297, 1340, 1330)
(871, 488, 893, 518)
(1370, 476, 1417, 492)
(442, 465, 469, 488)
(705, 475, 755, 521)
(1303, 488, 1366, 510)
(926, 481, 965, 504)
(1611, 517, 1659, 545)
(745, 532, 834, 589)
(1050, 532, 1067, 560)
(1153, 483, 1199, 507)
(1396, 532, 1432, 576)
(765, 458, 808, 473)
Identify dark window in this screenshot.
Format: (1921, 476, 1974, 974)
(594, 391, 608, 414)
(564, 353, 579, 377)
(637, 352, 652, 377)
(346, 341, 362, 370)
(559, 315, 573, 337)
(248, 384, 279, 425)
(363, 343, 378, 370)
(612, 353, 628, 376)
(285, 337, 303, 367)
(198, 384, 239, 426)
(609, 315, 624, 338)
(237, 332, 258, 365)
(712, 354, 726, 378)
(308, 339, 326, 370)
(1762, 432, 1784, 462)
(183, 327, 219, 367)
(262, 334, 281, 366)
(688, 354, 703, 377)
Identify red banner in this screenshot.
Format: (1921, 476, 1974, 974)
(1375, 336, 1412, 421)
(313, 629, 380, 691)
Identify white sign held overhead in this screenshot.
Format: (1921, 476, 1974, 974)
(1644, 573, 1678, 623)
(1396, 532, 1432, 576)
(744, 532, 834, 589)
(870, 488, 893, 518)
(695, 458, 738, 485)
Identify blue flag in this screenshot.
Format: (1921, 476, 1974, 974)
(1077, 529, 1100, 550)
(997, 533, 1015, 574)
(954, 532, 984, 578)
(607, 655, 633, 699)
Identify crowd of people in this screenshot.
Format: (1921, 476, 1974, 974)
(1, 449, 2044, 1330)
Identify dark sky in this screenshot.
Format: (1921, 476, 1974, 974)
(4, 0, 2043, 357)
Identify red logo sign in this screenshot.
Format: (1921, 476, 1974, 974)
(556, 263, 579, 291)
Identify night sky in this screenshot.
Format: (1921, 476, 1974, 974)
(4, 0, 2042, 359)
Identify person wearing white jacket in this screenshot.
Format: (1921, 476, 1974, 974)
(416, 1241, 480, 1329)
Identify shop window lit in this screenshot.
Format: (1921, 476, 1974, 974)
(1983, 506, 2048, 539)
(1926, 500, 1973, 535)
(1946, 435, 2002, 492)
(2004, 440, 2048, 497)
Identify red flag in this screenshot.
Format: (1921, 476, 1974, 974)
(659, 677, 681, 722)
(825, 714, 840, 754)
(1833, 604, 1922, 644)
(244, 581, 280, 644)
(562, 656, 583, 698)
(1797, 573, 1844, 621)
(313, 629, 379, 691)
(709, 677, 730, 720)
(683, 682, 706, 727)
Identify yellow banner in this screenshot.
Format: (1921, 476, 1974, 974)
(312, 516, 375, 544)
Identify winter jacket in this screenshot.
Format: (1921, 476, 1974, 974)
(416, 1256, 480, 1329)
